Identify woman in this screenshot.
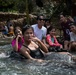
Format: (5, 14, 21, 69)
(20, 25, 48, 61)
(11, 26, 24, 52)
(46, 27, 63, 52)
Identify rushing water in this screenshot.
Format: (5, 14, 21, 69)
(0, 43, 76, 75)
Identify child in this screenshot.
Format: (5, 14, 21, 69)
(46, 27, 63, 52)
(11, 26, 24, 52)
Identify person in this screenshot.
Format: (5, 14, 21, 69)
(69, 22, 76, 52)
(59, 14, 74, 50)
(46, 27, 63, 52)
(20, 25, 48, 62)
(44, 18, 53, 34)
(8, 24, 14, 36)
(1, 25, 8, 37)
(6, 19, 13, 30)
(31, 14, 47, 41)
(11, 25, 76, 62)
(11, 26, 24, 52)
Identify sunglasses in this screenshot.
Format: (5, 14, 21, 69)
(38, 18, 45, 21)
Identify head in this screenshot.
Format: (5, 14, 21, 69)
(49, 27, 56, 36)
(15, 26, 21, 30)
(14, 26, 22, 37)
(69, 22, 76, 33)
(45, 19, 51, 26)
(37, 14, 45, 28)
(22, 25, 34, 42)
(60, 14, 67, 22)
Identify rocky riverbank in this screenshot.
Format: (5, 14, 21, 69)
(0, 12, 36, 27)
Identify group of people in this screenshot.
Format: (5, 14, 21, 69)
(59, 14, 76, 51)
(10, 14, 76, 62)
(1, 19, 14, 37)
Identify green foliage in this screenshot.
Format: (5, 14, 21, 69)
(0, 0, 73, 17)
(14, 0, 34, 13)
(0, 0, 15, 11)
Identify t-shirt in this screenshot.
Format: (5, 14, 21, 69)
(70, 32, 76, 41)
(51, 37, 54, 43)
(32, 24, 47, 40)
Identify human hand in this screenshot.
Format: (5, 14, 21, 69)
(36, 59, 44, 63)
(31, 36, 40, 42)
(31, 58, 44, 63)
(16, 34, 22, 40)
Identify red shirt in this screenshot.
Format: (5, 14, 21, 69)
(46, 34, 62, 47)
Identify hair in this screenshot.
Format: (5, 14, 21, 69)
(45, 18, 51, 23)
(50, 26, 56, 31)
(36, 14, 45, 20)
(22, 25, 34, 35)
(48, 27, 56, 33)
(14, 26, 22, 35)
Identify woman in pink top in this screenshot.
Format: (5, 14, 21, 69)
(46, 27, 63, 52)
(11, 26, 24, 52)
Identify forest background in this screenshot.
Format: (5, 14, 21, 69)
(0, 0, 76, 28)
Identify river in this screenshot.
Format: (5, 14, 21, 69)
(0, 42, 76, 75)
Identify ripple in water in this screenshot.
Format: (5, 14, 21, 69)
(0, 44, 76, 75)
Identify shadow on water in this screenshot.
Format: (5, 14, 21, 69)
(0, 44, 76, 75)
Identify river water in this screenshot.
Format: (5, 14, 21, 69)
(0, 42, 76, 75)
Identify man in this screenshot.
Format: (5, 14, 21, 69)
(32, 14, 47, 41)
(69, 22, 76, 51)
(59, 14, 73, 50)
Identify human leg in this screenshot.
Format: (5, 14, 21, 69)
(64, 40, 69, 50)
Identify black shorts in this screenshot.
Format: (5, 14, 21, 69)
(64, 36, 70, 41)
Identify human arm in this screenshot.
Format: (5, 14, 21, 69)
(11, 35, 23, 51)
(42, 38, 50, 48)
(54, 36, 62, 48)
(31, 37, 48, 53)
(11, 37, 19, 51)
(46, 35, 56, 46)
(46, 35, 62, 47)
(20, 46, 34, 59)
(20, 46, 44, 62)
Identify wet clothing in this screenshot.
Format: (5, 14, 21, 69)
(23, 44, 44, 59)
(11, 37, 24, 52)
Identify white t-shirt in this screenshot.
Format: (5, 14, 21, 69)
(32, 24, 47, 40)
(70, 32, 76, 41)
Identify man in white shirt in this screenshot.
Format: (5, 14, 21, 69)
(32, 14, 47, 41)
(69, 22, 76, 51)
